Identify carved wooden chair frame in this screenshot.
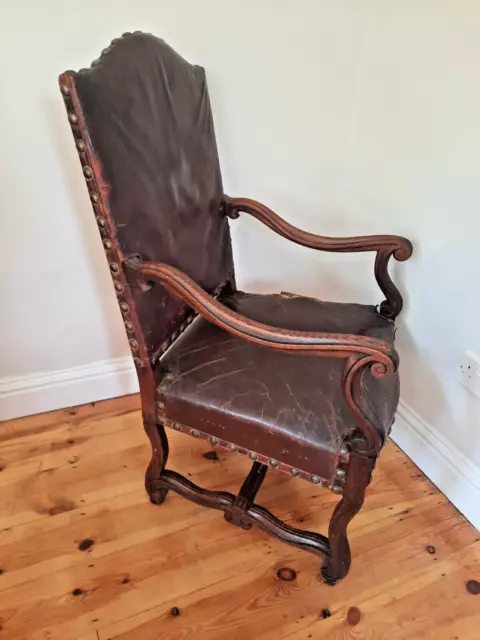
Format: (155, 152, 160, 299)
(58, 32, 412, 585)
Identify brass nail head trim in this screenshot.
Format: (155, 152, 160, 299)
(129, 339, 138, 350)
(340, 445, 350, 456)
(96, 216, 106, 228)
(76, 139, 85, 152)
(125, 321, 134, 332)
(335, 468, 346, 479)
(68, 112, 78, 124)
(60, 84, 70, 96)
(133, 357, 143, 368)
(331, 485, 343, 495)
(209, 436, 219, 445)
(114, 283, 123, 293)
(90, 192, 99, 203)
(119, 302, 129, 313)
(83, 166, 93, 179)
(248, 451, 258, 461)
(190, 429, 200, 438)
(172, 423, 182, 432)
(268, 458, 279, 468)
(109, 262, 119, 273)
(103, 239, 113, 249)
(290, 467, 300, 477)
(228, 443, 237, 452)
(310, 475, 321, 484)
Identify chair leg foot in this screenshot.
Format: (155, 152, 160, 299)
(320, 562, 342, 586)
(144, 420, 169, 505)
(149, 488, 169, 505)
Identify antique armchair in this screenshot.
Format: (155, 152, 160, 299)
(58, 32, 412, 585)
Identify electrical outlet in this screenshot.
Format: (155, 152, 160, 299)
(457, 350, 480, 400)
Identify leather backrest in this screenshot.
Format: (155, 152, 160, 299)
(60, 33, 234, 363)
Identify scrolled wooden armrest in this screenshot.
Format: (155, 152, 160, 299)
(223, 196, 413, 319)
(124, 257, 398, 379)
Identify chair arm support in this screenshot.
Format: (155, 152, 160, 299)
(124, 257, 398, 377)
(224, 196, 413, 319)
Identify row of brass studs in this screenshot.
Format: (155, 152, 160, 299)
(60, 82, 144, 369)
(164, 419, 348, 494)
(334, 445, 349, 491)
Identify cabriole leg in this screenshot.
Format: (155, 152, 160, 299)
(144, 420, 169, 505)
(322, 452, 375, 585)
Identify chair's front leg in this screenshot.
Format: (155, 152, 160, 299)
(322, 451, 375, 585)
(144, 419, 170, 505)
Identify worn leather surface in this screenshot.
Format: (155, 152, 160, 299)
(72, 34, 234, 359)
(158, 292, 399, 479)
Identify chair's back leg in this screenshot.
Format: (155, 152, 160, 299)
(322, 451, 375, 585)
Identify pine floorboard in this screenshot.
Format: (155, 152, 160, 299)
(0, 395, 478, 639)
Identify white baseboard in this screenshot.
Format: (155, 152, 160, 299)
(392, 400, 480, 530)
(0, 357, 138, 422)
(1, 358, 478, 530)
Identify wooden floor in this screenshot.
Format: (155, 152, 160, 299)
(0, 395, 478, 640)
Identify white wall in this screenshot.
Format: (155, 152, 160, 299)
(1, 2, 479, 524)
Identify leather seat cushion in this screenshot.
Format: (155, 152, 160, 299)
(157, 291, 399, 482)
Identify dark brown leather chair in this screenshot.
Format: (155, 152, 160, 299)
(58, 32, 412, 585)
